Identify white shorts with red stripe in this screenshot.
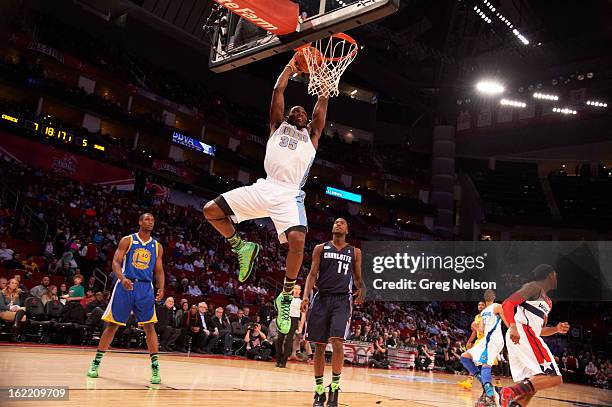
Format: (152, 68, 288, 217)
(506, 324, 561, 382)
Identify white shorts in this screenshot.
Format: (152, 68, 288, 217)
(506, 324, 561, 382)
(221, 177, 307, 243)
(467, 332, 504, 366)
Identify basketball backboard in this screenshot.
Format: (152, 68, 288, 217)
(208, 0, 400, 72)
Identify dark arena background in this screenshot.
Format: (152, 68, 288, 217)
(0, 0, 610, 406)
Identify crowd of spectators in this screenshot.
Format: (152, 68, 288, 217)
(557, 350, 611, 389)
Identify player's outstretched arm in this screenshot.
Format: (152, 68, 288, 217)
(113, 236, 133, 290)
(270, 59, 297, 134)
(353, 247, 366, 305)
(541, 322, 570, 336)
(301, 244, 323, 311)
(308, 96, 329, 150)
(154, 244, 165, 302)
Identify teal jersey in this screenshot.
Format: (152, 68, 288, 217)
(122, 233, 158, 281)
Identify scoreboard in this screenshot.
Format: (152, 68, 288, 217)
(1, 112, 106, 152)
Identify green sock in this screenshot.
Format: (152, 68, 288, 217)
(282, 278, 296, 296)
(150, 353, 159, 368)
(331, 372, 341, 390)
(314, 375, 324, 395)
(227, 233, 244, 250)
(93, 350, 105, 366)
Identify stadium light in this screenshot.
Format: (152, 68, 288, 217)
(552, 107, 577, 115)
(586, 100, 607, 108)
(476, 80, 505, 95)
(350, 89, 358, 95)
(500, 99, 526, 108)
(533, 92, 559, 101)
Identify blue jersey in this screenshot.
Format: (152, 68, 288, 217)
(316, 242, 355, 295)
(122, 233, 158, 281)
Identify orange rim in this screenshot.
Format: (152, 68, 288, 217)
(295, 32, 359, 63)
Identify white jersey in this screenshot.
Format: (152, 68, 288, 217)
(506, 291, 559, 381)
(468, 302, 503, 366)
(264, 121, 316, 189)
(514, 290, 552, 337)
(480, 302, 503, 341)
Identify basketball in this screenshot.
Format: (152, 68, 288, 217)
(293, 50, 310, 73)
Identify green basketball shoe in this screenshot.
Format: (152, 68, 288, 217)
(86, 361, 99, 378)
(275, 292, 293, 334)
(150, 364, 161, 384)
(233, 241, 260, 283)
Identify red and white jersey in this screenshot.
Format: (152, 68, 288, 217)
(264, 121, 316, 189)
(514, 290, 552, 337)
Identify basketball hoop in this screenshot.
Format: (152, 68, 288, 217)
(296, 33, 358, 98)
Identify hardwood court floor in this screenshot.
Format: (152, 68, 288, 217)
(0, 345, 609, 407)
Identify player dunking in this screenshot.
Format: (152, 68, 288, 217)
(86, 213, 165, 384)
(203, 55, 329, 335)
(460, 290, 506, 407)
(301, 218, 365, 407)
(458, 300, 486, 390)
(500, 264, 570, 407)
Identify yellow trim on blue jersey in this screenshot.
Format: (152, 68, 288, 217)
(101, 309, 127, 326)
(155, 241, 159, 258)
(126, 235, 133, 253)
(138, 307, 157, 326)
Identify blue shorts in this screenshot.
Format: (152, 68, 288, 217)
(306, 293, 352, 344)
(102, 281, 157, 326)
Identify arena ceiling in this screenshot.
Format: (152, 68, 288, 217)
(28, 0, 612, 125)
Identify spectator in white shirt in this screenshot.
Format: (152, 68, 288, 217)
(183, 262, 195, 272)
(193, 257, 205, 268)
(187, 281, 203, 296)
(0, 242, 14, 262)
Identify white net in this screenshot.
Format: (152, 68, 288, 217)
(299, 33, 358, 98)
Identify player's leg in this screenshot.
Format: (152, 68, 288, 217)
(280, 316, 299, 367)
(142, 323, 161, 384)
(273, 228, 306, 334)
(326, 295, 352, 407)
(313, 343, 327, 407)
(460, 349, 487, 406)
(135, 283, 161, 384)
(500, 328, 561, 407)
(203, 198, 236, 237)
(88, 282, 131, 378)
(276, 329, 286, 367)
(327, 338, 344, 407)
(269, 189, 307, 333)
(460, 351, 483, 386)
(203, 184, 267, 282)
(306, 294, 330, 407)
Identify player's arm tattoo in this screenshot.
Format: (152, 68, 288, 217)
(112, 236, 131, 281)
(309, 96, 329, 149)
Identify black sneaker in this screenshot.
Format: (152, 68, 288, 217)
(327, 384, 339, 407)
(313, 391, 326, 407)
